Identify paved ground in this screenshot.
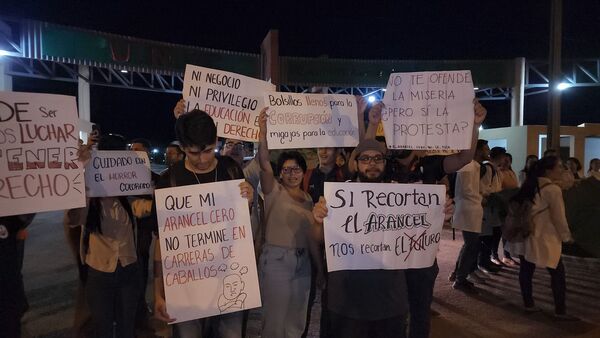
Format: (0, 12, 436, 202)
(20, 211, 600, 337)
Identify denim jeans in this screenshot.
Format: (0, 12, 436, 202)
(85, 262, 140, 338)
(259, 244, 311, 338)
(174, 311, 244, 338)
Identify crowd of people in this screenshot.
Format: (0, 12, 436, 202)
(2, 92, 599, 338)
(449, 141, 600, 320)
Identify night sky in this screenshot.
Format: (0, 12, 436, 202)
(3, 0, 600, 147)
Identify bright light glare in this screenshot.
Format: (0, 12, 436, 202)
(368, 95, 376, 103)
(479, 125, 484, 131)
(0, 50, 11, 56)
(152, 148, 159, 154)
(557, 82, 570, 90)
(120, 69, 128, 74)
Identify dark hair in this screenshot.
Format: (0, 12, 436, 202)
(566, 157, 582, 171)
(489, 146, 506, 160)
(476, 139, 488, 151)
(544, 148, 558, 157)
(521, 154, 538, 173)
(130, 138, 151, 150)
(513, 155, 560, 203)
(175, 110, 217, 150)
(97, 134, 127, 150)
(506, 153, 513, 161)
(588, 158, 599, 173)
(277, 151, 307, 175)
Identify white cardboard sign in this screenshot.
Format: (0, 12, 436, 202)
(323, 182, 445, 272)
(155, 179, 261, 323)
(0, 91, 85, 216)
(264, 93, 360, 149)
(84, 150, 152, 197)
(382, 70, 475, 150)
(183, 64, 276, 142)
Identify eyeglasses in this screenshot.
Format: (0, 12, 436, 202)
(356, 155, 386, 164)
(224, 142, 244, 150)
(281, 166, 303, 175)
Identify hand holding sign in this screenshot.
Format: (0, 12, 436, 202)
(312, 196, 329, 224)
(473, 98, 487, 126)
(173, 98, 186, 119)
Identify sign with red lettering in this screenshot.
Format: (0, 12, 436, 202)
(155, 179, 260, 323)
(183, 64, 275, 142)
(382, 70, 475, 150)
(264, 93, 360, 149)
(84, 150, 152, 197)
(0, 91, 85, 217)
(323, 182, 445, 272)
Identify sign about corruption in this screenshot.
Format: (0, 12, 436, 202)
(0, 91, 85, 217)
(323, 182, 446, 272)
(183, 64, 276, 142)
(382, 70, 475, 150)
(264, 93, 360, 149)
(84, 150, 152, 197)
(155, 179, 261, 323)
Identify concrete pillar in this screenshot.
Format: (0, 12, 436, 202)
(511, 57, 525, 127)
(0, 57, 13, 91)
(78, 65, 91, 142)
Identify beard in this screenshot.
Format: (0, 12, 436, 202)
(357, 169, 384, 183)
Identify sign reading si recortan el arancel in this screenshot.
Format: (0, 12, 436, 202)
(155, 179, 261, 324)
(382, 70, 475, 150)
(183, 64, 276, 142)
(0, 91, 85, 217)
(323, 182, 446, 272)
(84, 150, 152, 197)
(264, 92, 360, 150)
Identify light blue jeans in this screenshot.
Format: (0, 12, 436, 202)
(259, 244, 311, 338)
(174, 311, 243, 338)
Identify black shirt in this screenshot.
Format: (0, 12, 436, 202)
(156, 156, 244, 189)
(305, 166, 346, 204)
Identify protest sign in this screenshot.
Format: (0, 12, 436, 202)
(382, 70, 475, 150)
(155, 179, 260, 323)
(183, 64, 275, 142)
(323, 182, 445, 272)
(84, 150, 152, 197)
(265, 93, 360, 149)
(0, 91, 85, 217)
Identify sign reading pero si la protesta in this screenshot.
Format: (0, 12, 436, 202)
(183, 64, 276, 142)
(84, 150, 152, 197)
(0, 91, 85, 216)
(382, 70, 475, 150)
(323, 182, 446, 272)
(264, 92, 360, 149)
(155, 179, 261, 323)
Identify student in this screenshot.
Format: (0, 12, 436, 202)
(510, 156, 576, 320)
(153, 110, 254, 338)
(256, 108, 318, 338)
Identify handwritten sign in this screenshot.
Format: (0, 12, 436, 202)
(155, 179, 260, 323)
(0, 91, 85, 217)
(183, 64, 275, 142)
(84, 150, 152, 197)
(323, 182, 445, 272)
(265, 93, 359, 149)
(382, 70, 475, 150)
